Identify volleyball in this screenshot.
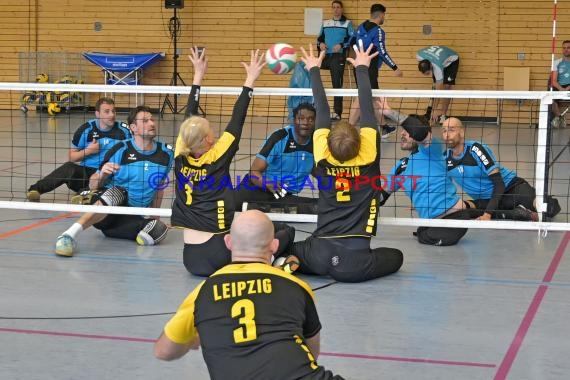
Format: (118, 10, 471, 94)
(265, 43, 297, 75)
(47, 102, 61, 116)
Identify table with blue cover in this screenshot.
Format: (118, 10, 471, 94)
(83, 52, 165, 104)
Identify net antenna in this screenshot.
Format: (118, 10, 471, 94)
(161, 2, 187, 116)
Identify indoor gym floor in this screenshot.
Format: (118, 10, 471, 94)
(0, 110, 569, 380)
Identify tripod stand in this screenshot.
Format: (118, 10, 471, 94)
(161, 8, 186, 116)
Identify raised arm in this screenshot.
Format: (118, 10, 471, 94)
(347, 42, 379, 129)
(185, 47, 207, 117)
(300, 45, 327, 130)
(224, 49, 266, 139)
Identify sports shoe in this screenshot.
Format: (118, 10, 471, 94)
(54, 234, 77, 257)
(71, 190, 95, 205)
(20, 105, 28, 113)
(381, 125, 396, 139)
(330, 112, 341, 121)
(512, 205, 539, 222)
(273, 255, 300, 274)
(26, 190, 40, 202)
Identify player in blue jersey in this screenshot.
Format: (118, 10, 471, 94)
(417, 45, 460, 124)
(234, 103, 318, 214)
(442, 117, 560, 221)
(348, 3, 403, 137)
(53, 105, 174, 257)
(381, 116, 482, 246)
(550, 40, 570, 128)
(26, 97, 131, 203)
(317, 0, 354, 120)
(172, 47, 295, 277)
(277, 43, 403, 283)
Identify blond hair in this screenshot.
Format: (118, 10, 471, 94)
(327, 121, 360, 162)
(177, 116, 211, 157)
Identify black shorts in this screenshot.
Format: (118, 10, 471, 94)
(441, 58, 460, 85)
(183, 233, 231, 277)
(93, 214, 149, 241)
(291, 236, 403, 283)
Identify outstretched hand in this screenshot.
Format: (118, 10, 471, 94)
(242, 49, 266, 88)
(189, 46, 207, 85)
(299, 44, 325, 71)
(346, 40, 379, 68)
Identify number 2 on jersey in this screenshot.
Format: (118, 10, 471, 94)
(231, 299, 257, 343)
(335, 177, 351, 202)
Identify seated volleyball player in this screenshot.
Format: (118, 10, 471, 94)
(172, 47, 295, 277)
(280, 43, 403, 283)
(234, 102, 318, 214)
(27, 97, 131, 203)
(155, 210, 344, 380)
(54, 106, 174, 257)
(381, 116, 482, 246)
(442, 117, 560, 221)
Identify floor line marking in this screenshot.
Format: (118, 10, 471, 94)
(494, 231, 570, 380)
(0, 327, 495, 368)
(0, 212, 76, 239)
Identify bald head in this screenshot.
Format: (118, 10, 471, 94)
(442, 117, 464, 129)
(225, 210, 278, 262)
(441, 117, 465, 150)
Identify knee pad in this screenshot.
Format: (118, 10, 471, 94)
(98, 186, 128, 206)
(136, 219, 168, 246)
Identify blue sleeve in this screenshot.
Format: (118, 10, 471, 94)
(469, 142, 499, 175)
(376, 28, 398, 70)
(344, 21, 354, 48)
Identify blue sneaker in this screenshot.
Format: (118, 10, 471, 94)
(55, 234, 76, 257)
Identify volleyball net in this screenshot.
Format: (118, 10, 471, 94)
(0, 81, 568, 232)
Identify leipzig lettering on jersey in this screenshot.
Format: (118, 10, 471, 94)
(213, 278, 273, 301)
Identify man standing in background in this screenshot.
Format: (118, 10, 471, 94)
(317, 0, 354, 121)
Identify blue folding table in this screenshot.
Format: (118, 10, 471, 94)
(83, 52, 165, 104)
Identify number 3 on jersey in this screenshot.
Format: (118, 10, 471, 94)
(335, 177, 351, 202)
(231, 299, 257, 343)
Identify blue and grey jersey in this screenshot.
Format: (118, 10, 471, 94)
(101, 139, 174, 208)
(71, 119, 131, 169)
(256, 125, 314, 194)
(416, 46, 459, 83)
(317, 16, 354, 54)
(553, 58, 570, 86)
(445, 140, 517, 200)
(388, 139, 460, 219)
